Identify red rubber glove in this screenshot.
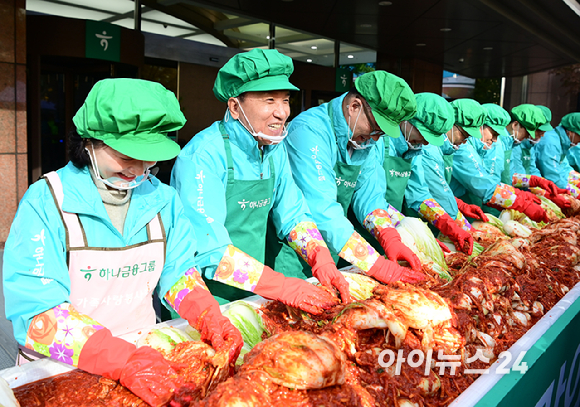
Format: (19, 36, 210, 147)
(366, 256, 425, 284)
(78, 328, 182, 407)
(545, 192, 572, 210)
(308, 245, 352, 303)
(435, 213, 473, 255)
(436, 238, 452, 253)
(511, 189, 550, 223)
(455, 198, 489, 222)
(529, 175, 568, 196)
(254, 266, 340, 314)
(178, 287, 243, 365)
(377, 227, 421, 271)
(518, 189, 542, 205)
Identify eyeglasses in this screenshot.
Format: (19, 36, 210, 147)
(362, 105, 385, 137)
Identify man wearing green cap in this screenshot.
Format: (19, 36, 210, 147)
(445, 99, 550, 223)
(404, 93, 487, 255)
(273, 70, 425, 285)
(535, 112, 580, 198)
(171, 49, 348, 310)
(3, 78, 243, 406)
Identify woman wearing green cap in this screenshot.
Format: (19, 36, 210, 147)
(535, 112, 580, 197)
(3, 78, 243, 406)
(277, 70, 425, 285)
(503, 104, 570, 209)
(446, 99, 550, 223)
(403, 93, 487, 255)
(478, 103, 512, 185)
(171, 49, 348, 309)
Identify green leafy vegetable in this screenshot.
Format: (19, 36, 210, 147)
(396, 217, 452, 281)
(223, 301, 268, 349)
(341, 271, 379, 300)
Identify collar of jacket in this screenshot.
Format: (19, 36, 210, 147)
(222, 113, 281, 162)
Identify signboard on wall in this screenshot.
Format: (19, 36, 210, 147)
(85, 20, 120, 62)
(335, 67, 353, 92)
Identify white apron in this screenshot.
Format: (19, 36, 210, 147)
(18, 171, 166, 364)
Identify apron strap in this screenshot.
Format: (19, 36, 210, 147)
(147, 213, 165, 241)
(44, 171, 87, 249)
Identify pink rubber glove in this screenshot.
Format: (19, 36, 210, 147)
(178, 287, 243, 365)
(511, 189, 550, 223)
(366, 256, 425, 284)
(436, 213, 473, 255)
(309, 245, 352, 303)
(254, 266, 340, 314)
(377, 227, 421, 271)
(455, 198, 489, 222)
(78, 328, 183, 407)
(529, 175, 568, 196)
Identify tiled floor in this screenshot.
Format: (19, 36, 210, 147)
(0, 249, 18, 370)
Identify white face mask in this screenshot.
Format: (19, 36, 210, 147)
(450, 128, 459, 150)
(404, 122, 422, 151)
(235, 98, 288, 145)
(86, 144, 151, 190)
(529, 137, 540, 145)
(512, 128, 522, 145)
(346, 104, 372, 150)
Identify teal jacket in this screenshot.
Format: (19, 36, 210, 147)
(535, 125, 575, 188)
(3, 163, 199, 344)
(171, 113, 312, 279)
(284, 94, 389, 253)
(405, 143, 459, 218)
(567, 144, 580, 172)
(449, 140, 499, 203)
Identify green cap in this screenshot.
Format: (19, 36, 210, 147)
(561, 112, 580, 134)
(354, 71, 417, 138)
(510, 104, 545, 139)
(482, 103, 511, 137)
(213, 49, 299, 102)
(450, 99, 486, 139)
(73, 78, 185, 162)
(409, 93, 453, 146)
(536, 105, 554, 132)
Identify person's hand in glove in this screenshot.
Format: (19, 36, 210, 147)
(178, 287, 243, 365)
(511, 189, 550, 223)
(366, 256, 425, 284)
(545, 192, 572, 210)
(529, 175, 568, 196)
(78, 328, 183, 407)
(455, 198, 489, 222)
(376, 227, 421, 271)
(435, 214, 473, 255)
(308, 245, 352, 303)
(518, 189, 542, 205)
(254, 266, 340, 314)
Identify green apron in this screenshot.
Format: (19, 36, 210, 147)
(383, 142, 413, 212)
(443, 154, 454, 184)
(500, 149, 513, 185)
(521, 148, 532, 174)
(205, 123, 276, 305)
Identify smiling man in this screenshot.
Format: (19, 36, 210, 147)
(268, 70, 426, 286)
(171, 49, 349, 309)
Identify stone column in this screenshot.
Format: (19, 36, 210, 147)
(0, 0, 27, 243)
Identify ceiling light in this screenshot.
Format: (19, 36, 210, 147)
(311, 46, 317, 49)
(440, 28, 451, 32)
(416, 43, 426, 46)
(307, 59, 313, 62)
(266, 35, 270, 39)
(483, 47, 493, 50)
(347, 55, 354, 58)
(378, 1, 392, 5)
